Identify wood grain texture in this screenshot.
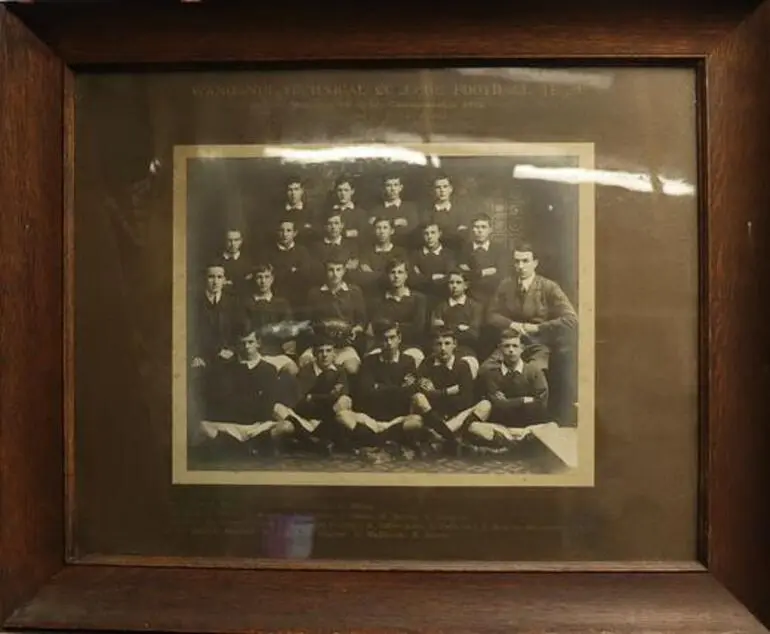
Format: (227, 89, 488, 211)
(0, 6, 64, 624)
(4, 567, 766, 634)
(706, 0, 770, 627)
(5, 0, 764, 65)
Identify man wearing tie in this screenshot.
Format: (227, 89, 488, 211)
(484, 242, 577, 373)
(189, 263, 239, 369)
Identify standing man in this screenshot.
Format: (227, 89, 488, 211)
(328, 175, 369, 245)
(281, 176, 318, 243)
(420, 173, 469, 250)
(368, 173, 419, 247)
(216, 227, 253, 294)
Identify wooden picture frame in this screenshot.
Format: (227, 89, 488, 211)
(1, 2, 768, 632)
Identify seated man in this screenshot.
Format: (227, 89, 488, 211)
(484, 241, 577, 374)
(353, 319, 422, 448)
(301, 257, 367, 375)
(409, 329, 547, 452)
(409, 327, 480, 452)
(195, 326, 291, 453)
(189, 263, 238, 370)
(430, 269, 482, 377)
(365, 257, 427, 367)
(275, 335, 375, 454)
(479, 329, 549, 428)
(240, 263, 300, 376)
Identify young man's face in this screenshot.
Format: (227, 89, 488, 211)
(447, 273, 467, 298)
(225, 231, 243, 254)
(239, 332, 261, 361)
(387, 263, 408, 289)
(325, 215, 344, 240)
(286, 182, 303, 205)
(206, 267, 225, 294)
(432, 335, 456, 362)
(423, 224, 441, 250)
(374, 220, 394, 244)
(472, 220, 491, 243)
(335, 182, 354, 204)
(513, 250, 538, 280)
(383, 178, 402, 201)
(500, 336, 523, 365)
(254, 270, 273, 295)
(433, 178, 452, 202)
(314, 344, 336, 369)
(381, 327, 401, 354)
(277, 222, 297, 246)
(326, 263, 345, 286)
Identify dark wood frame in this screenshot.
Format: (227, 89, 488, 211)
(1, 2, 769, 632)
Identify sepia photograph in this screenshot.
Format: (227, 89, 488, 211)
(172, 142, 595, 486)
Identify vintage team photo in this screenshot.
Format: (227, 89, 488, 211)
(172, 143, 595, 486)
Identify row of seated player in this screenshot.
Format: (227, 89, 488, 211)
(191, 259, 501, 375)
(191, 321, 549, 458)
(210, 213, 509, 308)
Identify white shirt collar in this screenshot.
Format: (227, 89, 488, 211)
(473, 241, 490, 251)
(519, 275, 536, 292)
(384, 288, 411, 301)
(448, 296, 467, 307)
(320, 282, 350, 293)
(205, 290, 222, 304)
(313, 362, 338, 376)
(333, 202, 354, 210)
(384, 199, 401, 208)
(423, 244, 443, 256)
(252, 292, 273, 302)
(324, 236, 343, 246)
(240, 355, 263, 370)
(222, 251, 240, 260)
(500, 359, 525, 376)
(434, 355, 456, 369)
(434, 201, 452, 211)
(380, 350, 401, 363)
(374, 243, 394, 253)
(276, 242, 295, 251)
(286, 202, 304, 211)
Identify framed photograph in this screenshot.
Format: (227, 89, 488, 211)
(1, 3, 769, 633)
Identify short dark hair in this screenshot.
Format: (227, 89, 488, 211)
(513, 241, 538, 258)
(499, 328, 522, 343)
(372, 318, 400, 338)
(372, 216, 394, 229)
(385, 257, 409, 274)
(334, 175, 355, 189)
(324, 257, 347, 268)
(447, 269, 468, 283)
(472, 213, 492, 226)
(285, 175, 303, 188)
(431, 326, 457, 342)
(252, 263, 274, 276)
(432, 172, 452, 184)
(276, 216, 297, 230)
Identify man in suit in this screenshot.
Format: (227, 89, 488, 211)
(189, 263, 239, 369)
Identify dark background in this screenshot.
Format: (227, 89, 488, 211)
(72, 66, 699, 564)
